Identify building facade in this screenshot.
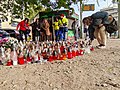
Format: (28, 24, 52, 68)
(101, 4, 118, 38)
(100, 5, 118, 21)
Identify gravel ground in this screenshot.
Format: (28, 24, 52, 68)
(0, 39, 120, 90)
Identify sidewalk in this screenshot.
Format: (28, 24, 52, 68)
(0, 39, 120, 90)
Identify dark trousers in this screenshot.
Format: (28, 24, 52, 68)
(88, 25, 95, 41)
(19, 30, 27, 42)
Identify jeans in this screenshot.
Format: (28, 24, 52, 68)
(59, 27, 64, 41)
(55, 30, 59, 41)
(59, 27, 68, 41)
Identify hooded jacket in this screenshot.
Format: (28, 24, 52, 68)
(91, 11, 109, 25)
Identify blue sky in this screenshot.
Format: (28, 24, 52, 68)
(71, 0, 113, 18)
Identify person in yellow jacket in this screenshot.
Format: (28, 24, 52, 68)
(53, 17, 60, 41)
(58, 14, 68, 41)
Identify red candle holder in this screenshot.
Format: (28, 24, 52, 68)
(53, 55, 57, 60)
(38, 55, 40, 61)
(48, 55, 53, 62)
(18, 57, 24, 65)
(26, 57, 32, 63)
(79, 49, 84, 56)
(59, 55, 64, 60)
(90, 47, 94, 51)
(42, 52, 46, 57)
(63, 54, 67, 60)
(60, 46, 64, 53)
(57, 54, 61, 60)
(67, 52, 73, 59)
(72, 50, 76, 57)
(76, 50, 79, 56)
(6, 60, 13, 66)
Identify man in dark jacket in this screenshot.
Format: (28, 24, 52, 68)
(90, 11, 109, 49)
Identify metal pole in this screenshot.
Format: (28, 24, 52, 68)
(80, 1, 83, 39)
(118, 2, 120, 38)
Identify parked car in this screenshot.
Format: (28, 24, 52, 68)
(0, 20, 21, 40)
(1, 29, 20, 40)
(11, 21, 19, 27)
(0, 29, 10, 39)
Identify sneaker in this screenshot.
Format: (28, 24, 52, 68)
(96, 44, 106, 49)
(96, 44, 102, 48)
(98, 45, 106, 49)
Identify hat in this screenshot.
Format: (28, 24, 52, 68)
(60, 14, 64, 17)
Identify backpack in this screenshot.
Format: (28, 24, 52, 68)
(105, 18, 118, 34)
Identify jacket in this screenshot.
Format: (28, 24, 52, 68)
(30, 22, 41, 33)
(58, 17, 68, 27)
(91, 11, 109, 25)
(16, 20, 29, 31)
(41, 22, 51, 36)
(53, 21, 59, 30)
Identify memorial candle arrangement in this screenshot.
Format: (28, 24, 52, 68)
(0, 37, 94, 66)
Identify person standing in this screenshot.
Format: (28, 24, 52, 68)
(58, 14, 68, 41)
(72, 18, 79, 41)
(53, 17, 60, 42)
(16, 18, 30, 42)
(41, 19, 51, 41)
(30, 18, 41, 42)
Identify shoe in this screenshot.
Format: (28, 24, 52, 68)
(98, 45, 106, 49)
(96, 44, 106, 49)
(96, 44, 102, 48)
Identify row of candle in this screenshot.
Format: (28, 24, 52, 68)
(0, 40, 94, 66)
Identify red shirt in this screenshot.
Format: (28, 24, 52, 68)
(16, 20, 29, 31)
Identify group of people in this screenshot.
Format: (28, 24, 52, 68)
(16, 11, 114, 49)
(53, 14, 69, 41)
(31, 18, 52, 42)
(83, 11, 115, 49)
(16, 14, 70, 42)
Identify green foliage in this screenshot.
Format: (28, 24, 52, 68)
(41, 0, 50, 6)
(112, 0, 120, 2)
(0, 7, 2, 11)
(12, 0, 44, 19)
(0, 0, 44, 20)
(0, 0, 83, 20)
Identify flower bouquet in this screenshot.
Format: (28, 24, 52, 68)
(0, 37, 18, 49)
(0, 37, 18, 65)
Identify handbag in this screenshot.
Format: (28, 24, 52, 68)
(105, 18, 118, 34)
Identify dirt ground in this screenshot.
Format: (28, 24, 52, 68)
(0, 39, 120, 90)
